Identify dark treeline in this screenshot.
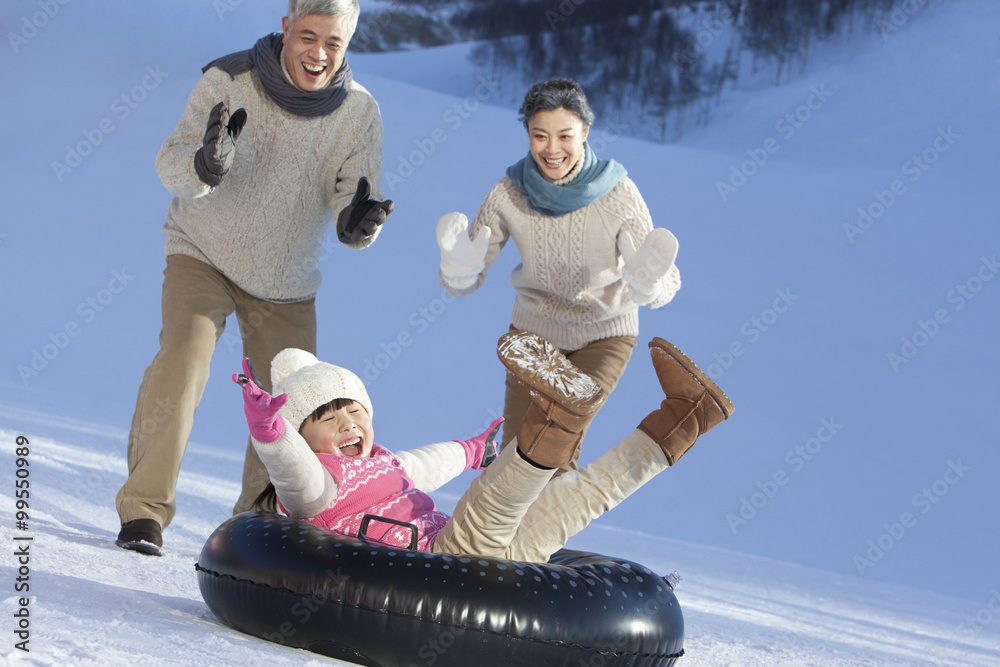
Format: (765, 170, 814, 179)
(446, 0, 915, 141)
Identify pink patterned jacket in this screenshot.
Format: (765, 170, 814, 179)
(280, 444, 451, 550)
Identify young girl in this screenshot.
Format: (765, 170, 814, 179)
(235, 330, 732, 562)
(436, 78, 682, 473)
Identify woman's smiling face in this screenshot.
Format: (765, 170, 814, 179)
(299, 400, 373, 458)
(527, 107, 590, 182)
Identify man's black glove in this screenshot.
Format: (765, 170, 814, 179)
(337, 176, 394, 243)
(194, 102, 248, 187)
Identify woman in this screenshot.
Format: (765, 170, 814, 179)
(437, 78, 681, 471)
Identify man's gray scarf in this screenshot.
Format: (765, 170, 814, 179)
(203, 32, 352, 118)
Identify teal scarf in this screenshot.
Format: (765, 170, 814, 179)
(506, 142, 627, 217)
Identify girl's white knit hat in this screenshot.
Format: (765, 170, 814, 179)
(270, 348, 372, 430)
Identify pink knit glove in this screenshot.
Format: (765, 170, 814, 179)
(456, 417, 503, 470)
(232, 358, 288, 443)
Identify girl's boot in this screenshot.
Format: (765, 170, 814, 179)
(497, 331, 606, 469)
(638, 337, 734, 465)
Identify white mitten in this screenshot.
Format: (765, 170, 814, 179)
(436, 212, 491, 290)
(618, 228, 679, 305)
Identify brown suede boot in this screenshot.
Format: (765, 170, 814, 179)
(638, 337, 734, 465)
(497, 331, 606, 469)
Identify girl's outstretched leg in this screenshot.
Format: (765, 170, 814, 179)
(507, 337, 735, 562)
(497, 331, 606, 470)
(432, 441, 554, 557)
(433, 331, 606, 557)
(507, 429, 666, 563)
(639, 337, 734, 465)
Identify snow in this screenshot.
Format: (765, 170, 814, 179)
(2, 0, 999, 664)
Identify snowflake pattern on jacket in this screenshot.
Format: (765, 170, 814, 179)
(298, 444, 450, 550)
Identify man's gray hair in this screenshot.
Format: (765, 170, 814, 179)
(518, 78, 595, 129)
(287, 0, 360, 27)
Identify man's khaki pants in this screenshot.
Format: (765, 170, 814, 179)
(115, 254, 316, 529)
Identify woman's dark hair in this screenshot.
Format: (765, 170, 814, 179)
(251, 396, 361, 513)
(518, 78, 595, 129)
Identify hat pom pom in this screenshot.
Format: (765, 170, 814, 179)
(271, 348, 320, 387)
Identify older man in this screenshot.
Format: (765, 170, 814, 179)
(115, 0, 393, 555)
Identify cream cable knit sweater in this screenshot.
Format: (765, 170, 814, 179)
(155, 66, 385, 302)
(447, 176, 681, 351)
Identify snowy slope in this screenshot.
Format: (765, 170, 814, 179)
(1, 0, 999, 664)
(2, 420, 999, 666)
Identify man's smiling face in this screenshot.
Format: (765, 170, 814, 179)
(281, 12, 355, 92)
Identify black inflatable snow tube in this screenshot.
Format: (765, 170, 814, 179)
(196, 513, 685, 666)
